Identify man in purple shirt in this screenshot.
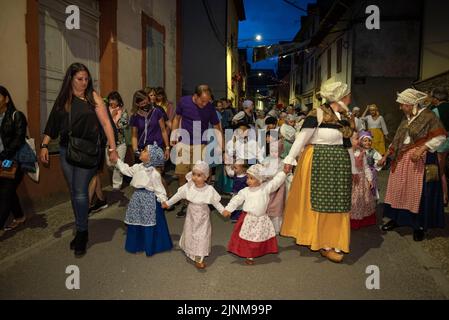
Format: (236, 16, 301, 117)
(170, 85, 224, 217)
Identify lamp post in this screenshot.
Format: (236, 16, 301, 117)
(238, 34, 263, 48)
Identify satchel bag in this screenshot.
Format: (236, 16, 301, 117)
(12, 111, 39, 182)
(66, 106, 99, 169)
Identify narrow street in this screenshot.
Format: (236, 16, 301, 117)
(1, 171, 449, 300)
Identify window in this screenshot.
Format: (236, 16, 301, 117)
(337, 38, 343, 73)
(142, 13, 165, 88)
(327, 48, 332, 79)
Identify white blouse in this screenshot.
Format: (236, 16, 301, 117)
(361, 115, 388, 136)
(116, 159, 167, 202)
(367, 149, 384, 171)
(349, 149, 373, 181)
(354, 117, 366, 132)
(166, 182, 225, 214)
(225, 171, 286, 242)
(284, 125, 345, 166)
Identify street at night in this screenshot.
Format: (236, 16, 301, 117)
(1, 0, 449, 305)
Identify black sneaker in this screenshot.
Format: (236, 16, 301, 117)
(176, 205, 187, 218)
(89, 199, 108, 214)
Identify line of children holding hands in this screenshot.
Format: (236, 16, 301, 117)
(111, 115, 383, 269)
(111, 142, 289, 270)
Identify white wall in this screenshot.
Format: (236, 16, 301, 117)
(0, 0, 28, 113)
(117, 0, 178, 111)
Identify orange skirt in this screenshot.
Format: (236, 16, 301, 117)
(280, 145, 351, 253)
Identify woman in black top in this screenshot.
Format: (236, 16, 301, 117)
(40, 63, 118, 257)
(0, 86, 27, 231)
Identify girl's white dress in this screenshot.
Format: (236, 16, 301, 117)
(166, 181, 224, 260)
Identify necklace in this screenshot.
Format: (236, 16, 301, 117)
(74, 94, 86, 101)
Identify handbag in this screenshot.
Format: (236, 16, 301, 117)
(12, 111, 39, 182)
(66, 106, 99, 169)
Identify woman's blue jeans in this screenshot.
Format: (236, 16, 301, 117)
(60, 147, 96, 232)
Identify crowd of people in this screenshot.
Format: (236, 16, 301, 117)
(1, 62, 448, 269)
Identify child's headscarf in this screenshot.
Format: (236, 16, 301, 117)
(247, 164, 266, 183)
(358, 130, 373, 142)
(192, 160, 210, 178)
(144, 143, 165, 168)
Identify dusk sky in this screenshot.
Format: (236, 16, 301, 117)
(239, 0, 317, 71)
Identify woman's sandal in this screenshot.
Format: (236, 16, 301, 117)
(4, 217, 26, 231)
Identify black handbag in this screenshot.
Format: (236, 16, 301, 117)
(66, 105, 99, 169)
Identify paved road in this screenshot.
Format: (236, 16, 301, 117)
(1, 173, 449, 300)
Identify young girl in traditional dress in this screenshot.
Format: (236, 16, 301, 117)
(359, 130, 383, 200)
(280, 118, 297, 160)
(361, 104, 389, 155)
(349, 132, 377, 230)
(263, 137, 286, 235)
(223, 164, 287, 265)
(162, 161, 226, 269)
(114, 144, 172, 256)
(225, 159, 248, 223)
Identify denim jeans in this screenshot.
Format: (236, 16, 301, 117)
(60, 147, 96, 232)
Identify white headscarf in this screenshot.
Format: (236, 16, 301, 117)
(192, 160, 210, 178)
(280, 123, 297, 142)
(242, 100, 254, 110)
(319, 81, 351, 111)
(232, 111, 246, 123)
(396, 88, 428, 106)
(396, 88, 428, 116)
(247, 164, 266, 183)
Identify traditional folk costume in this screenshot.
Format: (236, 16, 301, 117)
(225, 164, 248, 222)
(361, 106, 388, 155)
(262, 156, 286, 235)
(349, 146, 376, 230)
(166, 161, 225, 264)
(115, 144, 172, 256)
(280, 123, 296, 160)
(281, 82, 353, 259)
(432, 98, 449, 205)
(383, 89, 447, 236)
(226, 166, 287, 260)
(360, 131, 383, 199)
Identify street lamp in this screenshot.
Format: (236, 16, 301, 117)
(238, 34, 263, 48)
(258, 73, 263, 77)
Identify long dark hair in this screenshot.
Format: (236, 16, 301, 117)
(132, 90, 148, 114)
(107, 91, 124, 108)
(0, 85, 17, 111)
(155, 87, 168, 105)
(54, 63, 96, 112)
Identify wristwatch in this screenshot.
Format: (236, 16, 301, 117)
(40, 143, 49, 149)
